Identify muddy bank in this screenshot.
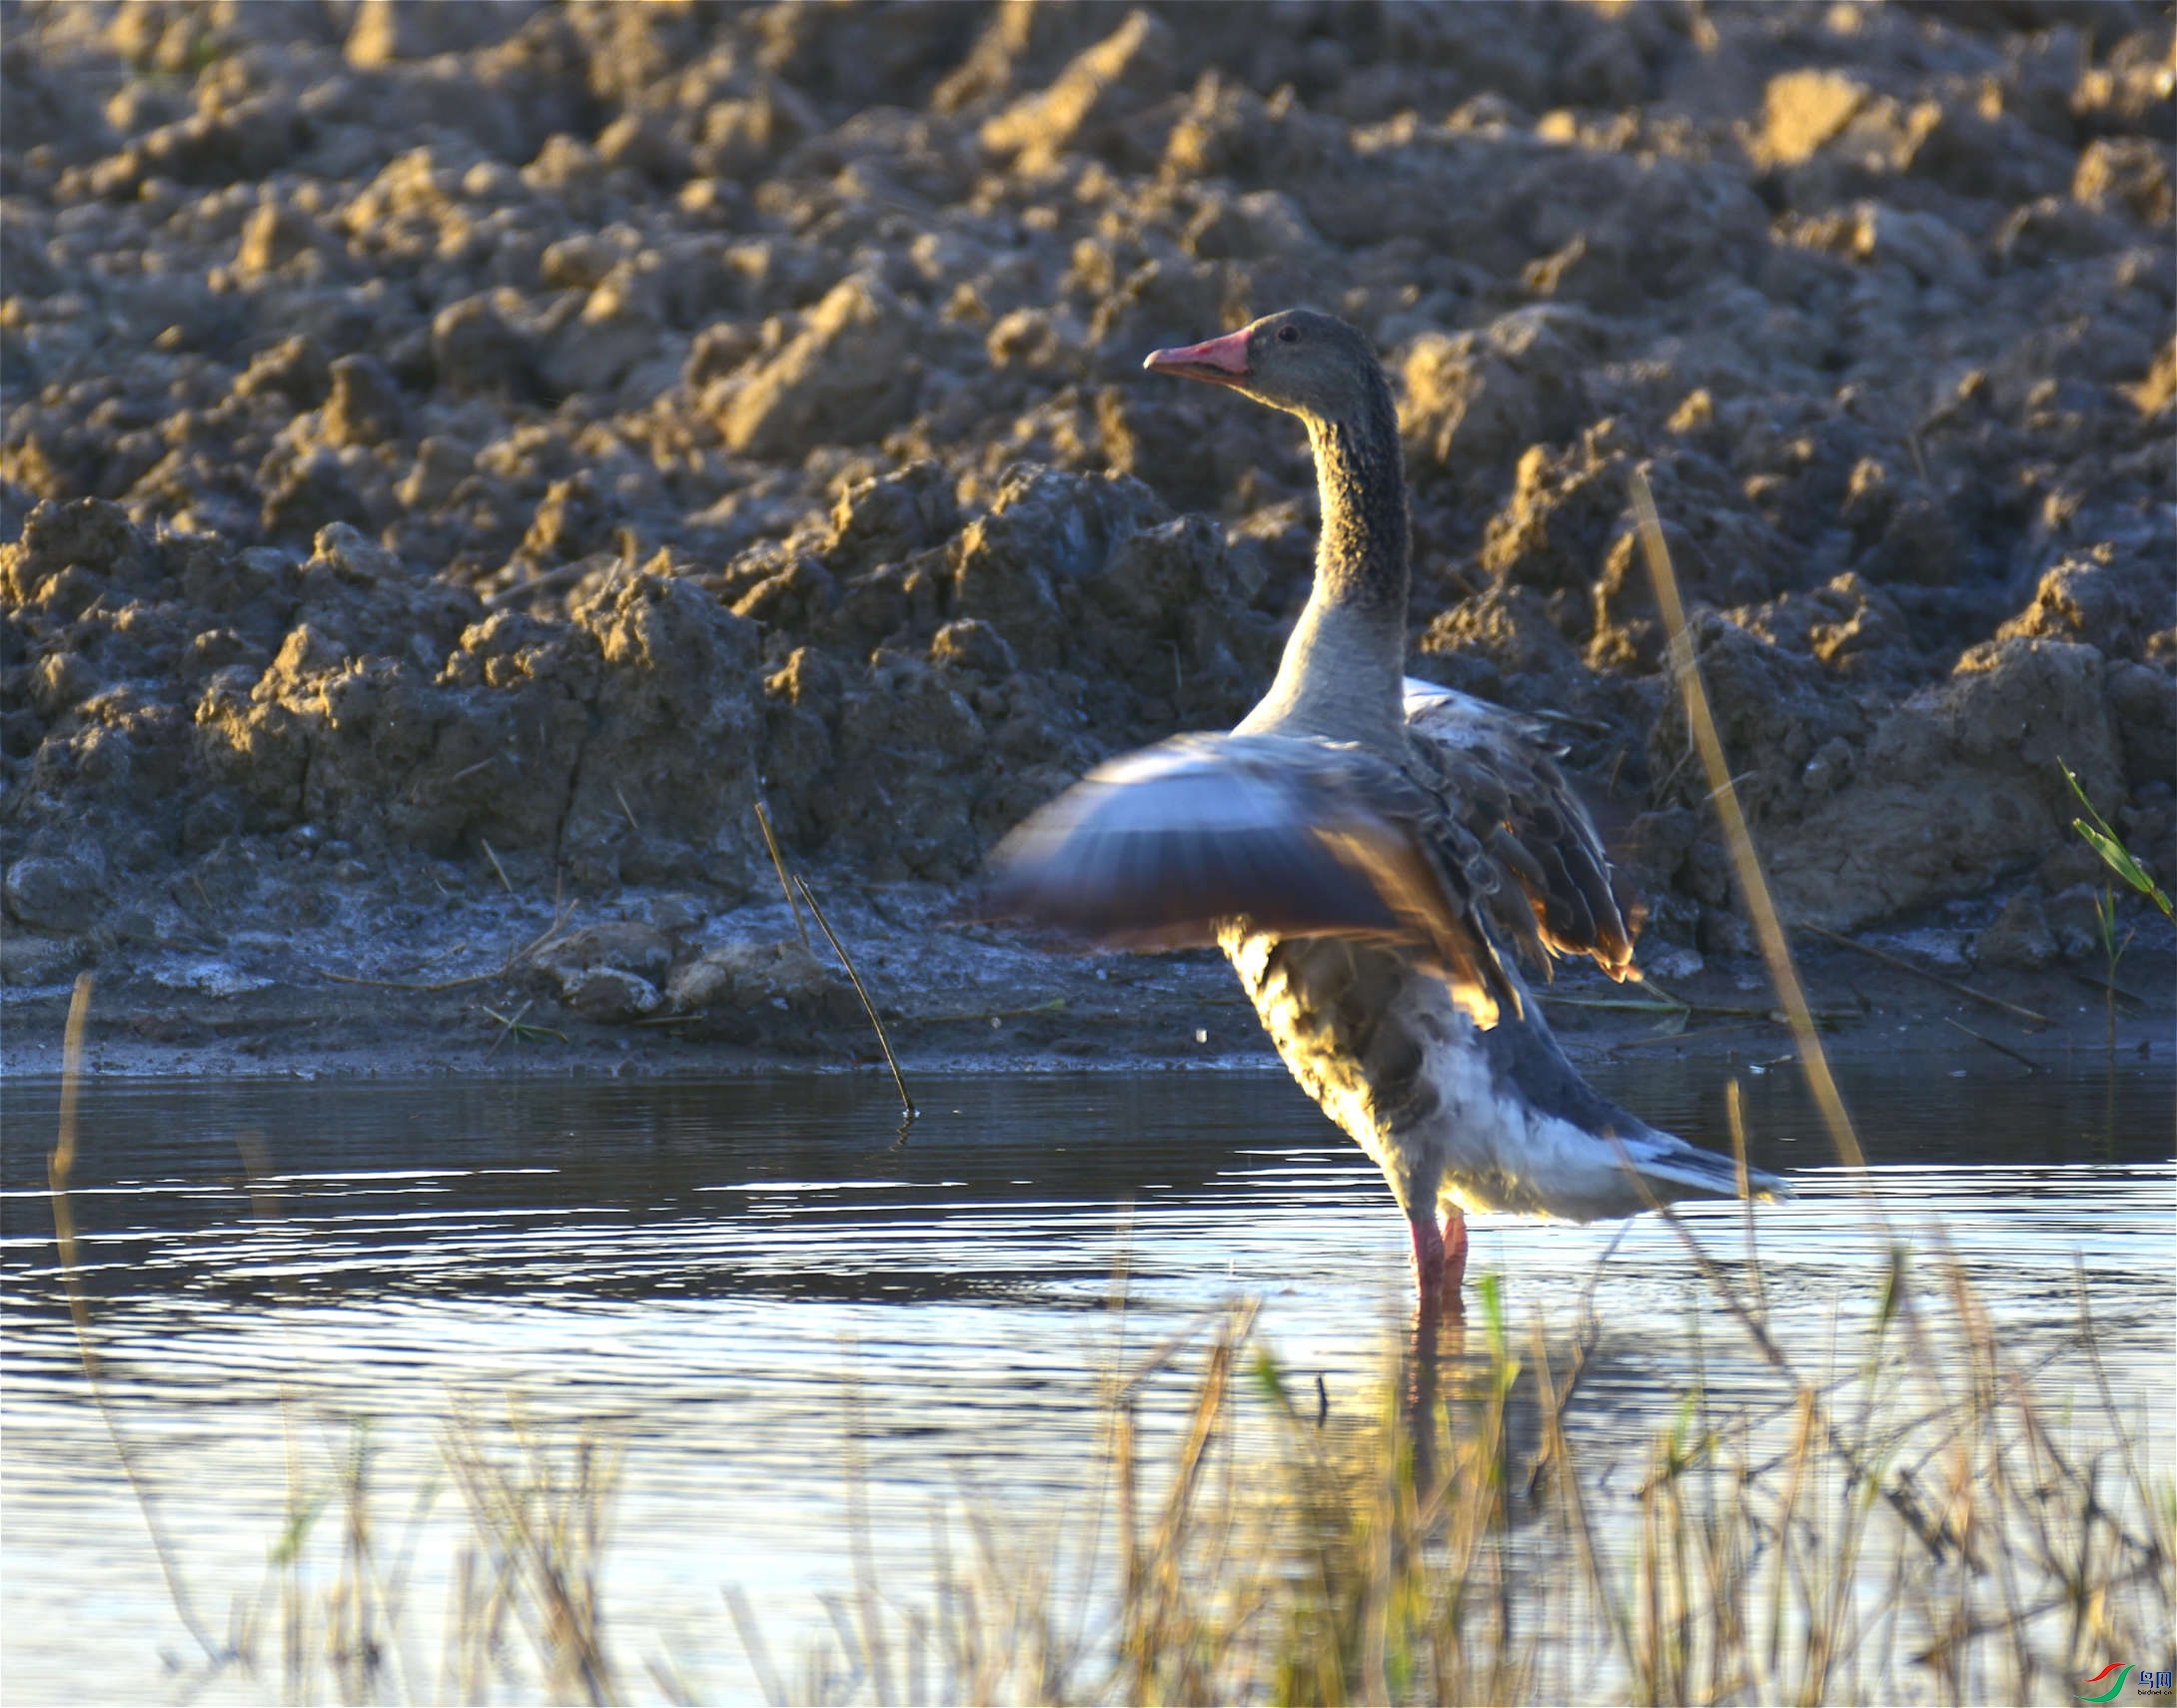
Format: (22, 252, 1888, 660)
(3, 1, 2173, 1068)
(0, 872, 2166, 1084)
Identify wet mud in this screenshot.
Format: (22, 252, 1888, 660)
(3, 1, 2171, 1069)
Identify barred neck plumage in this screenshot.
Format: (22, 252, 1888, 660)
(1307, 393, 1410, 614)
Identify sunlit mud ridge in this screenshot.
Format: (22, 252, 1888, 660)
(2, 2, 2172, 1063)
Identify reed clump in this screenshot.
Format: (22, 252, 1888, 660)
(776, 1243, 2171, 1708)
(165, 1403, 629, 1706)
(52, 1214, 2170, 1707)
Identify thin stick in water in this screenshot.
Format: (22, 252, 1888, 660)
(794, 874, 915, 1121)
(50, 976, 91, 1334)
(49, 975, 226, 1664)
(752, 801, 810, 951)
(1609, 1022, 1768, 1052)
(1940, 1015, 2043, 1074)
(1726, 1078, 1768, 1324)
(316, 968, 496, 994)
(1798, 922, 2050, 1029)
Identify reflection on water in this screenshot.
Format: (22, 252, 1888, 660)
(2, 1061, 2171, 1702)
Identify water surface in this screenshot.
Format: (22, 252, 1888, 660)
(3, 1060, 2170, 1702)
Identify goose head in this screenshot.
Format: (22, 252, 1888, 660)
(1143, 308, 1386, 428)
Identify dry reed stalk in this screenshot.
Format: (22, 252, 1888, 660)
(501, 885, 577, 978)
(1629, 472, 1877, 1191)
(231, 1131, 437, 1704)
(723, 1585, 790, 1707)
(1621, 471, 2025, 1594)
(221, 1230, 2170, 1706)
(1528, 1315, 1632, 1666)
(329, 1424, 386, 1701)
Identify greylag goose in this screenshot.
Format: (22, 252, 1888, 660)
(984, 309, 1788, 1317)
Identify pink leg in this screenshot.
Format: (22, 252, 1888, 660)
(1442, 1209, 1469, 1299)
(1409, 1211, 1468, 1322)
(1409, 1213, 1446, 1304)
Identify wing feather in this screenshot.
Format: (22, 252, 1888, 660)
(981, 733, 1518, 1025)
(1403, 678, 1638, 979)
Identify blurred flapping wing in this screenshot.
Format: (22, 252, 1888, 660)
(982, 733, 1518, 1026)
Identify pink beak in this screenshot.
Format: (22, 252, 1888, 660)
(1143, 328, 1250, 387)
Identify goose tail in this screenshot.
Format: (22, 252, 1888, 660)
(1618, 1127, 1794, 1206)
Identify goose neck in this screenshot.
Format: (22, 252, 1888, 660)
(1307, 405, 1409, 615)
(1236, 589, 1407, 743)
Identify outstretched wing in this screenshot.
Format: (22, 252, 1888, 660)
(981, 732, 1520, 1027)
(1403, 679, 1638, 980)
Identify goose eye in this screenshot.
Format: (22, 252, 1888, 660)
(1277, 325, 1300, 344)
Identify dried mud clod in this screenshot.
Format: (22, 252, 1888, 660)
(3, 1, 2173, 1035)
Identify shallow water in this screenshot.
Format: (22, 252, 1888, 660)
(2, 1059, 2171, 1704)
